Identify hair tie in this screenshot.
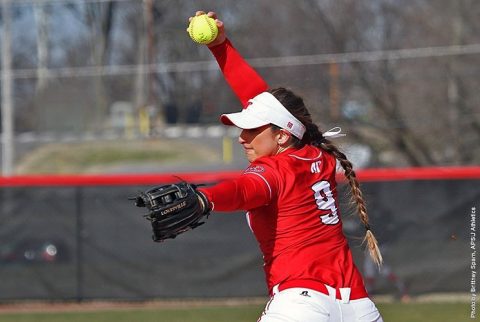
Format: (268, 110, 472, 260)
(323, 127, 346, 139)
(364, 223, 371, 231)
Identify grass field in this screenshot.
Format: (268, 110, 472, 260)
(0, 302, 473, 322)
(16, 138, 221, 174)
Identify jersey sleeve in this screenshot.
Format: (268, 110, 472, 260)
(198, 161, 279, 212)
(209, 39, 269, 107)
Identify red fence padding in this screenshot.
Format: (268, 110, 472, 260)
(0, 166, 479, 187)
(352, 166, 480, 182)
(0, 171, 243, 187)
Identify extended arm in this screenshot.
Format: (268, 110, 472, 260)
(198, 174, 272, 211)
(189, 11, 268, 107)
(209, 39, 268, 107)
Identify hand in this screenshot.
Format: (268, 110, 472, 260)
(188, 11, 226, 47)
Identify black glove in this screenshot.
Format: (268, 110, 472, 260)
(132, 182, 211, 242)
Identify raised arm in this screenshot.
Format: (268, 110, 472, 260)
(188, 11, 268, 107)
(209, 39, 268, 107)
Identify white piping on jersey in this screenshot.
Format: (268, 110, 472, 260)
(245, 212, 254, 233)
(288, 151, 323, 161)
(245, 172, 272, 200)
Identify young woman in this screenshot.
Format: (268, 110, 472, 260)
(190, 11, 384, 322)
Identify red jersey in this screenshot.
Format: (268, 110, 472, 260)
(202, 38, 366, 295)
(200, 146, 365, 294)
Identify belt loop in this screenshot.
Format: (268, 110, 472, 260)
(340, 288, 351, 303)
(325, 284, 336, 299)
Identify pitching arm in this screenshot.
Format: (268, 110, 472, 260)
(188, 11, 268, 107)
(209, 39, 268, 107)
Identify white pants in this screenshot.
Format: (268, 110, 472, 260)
(258, 287, 383, 322)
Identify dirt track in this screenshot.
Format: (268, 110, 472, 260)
(0, 297, 267, 314)
(0, 293, 471, 314)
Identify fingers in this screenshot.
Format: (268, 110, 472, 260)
(188, 11, 205, 22)
(189, 11, 218, 20)
(198, 11, 222, 30)
(187, 11, 222, 26)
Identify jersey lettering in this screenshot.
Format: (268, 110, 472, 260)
(311, 181, 339, 225)
(310, 161, 321, 173)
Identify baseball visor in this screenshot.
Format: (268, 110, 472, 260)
(220, 110, 269, 129)
(220, 92, 306, 139)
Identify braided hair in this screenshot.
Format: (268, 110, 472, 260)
(269, 87, 383, 266)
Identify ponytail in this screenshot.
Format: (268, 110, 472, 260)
(320, 140, 383, 267)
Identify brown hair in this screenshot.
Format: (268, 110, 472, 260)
(269, 87, 383, 266)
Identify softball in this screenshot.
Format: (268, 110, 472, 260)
(188, 14, 218, 45)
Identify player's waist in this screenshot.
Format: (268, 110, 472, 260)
(271, 279, 368, 302)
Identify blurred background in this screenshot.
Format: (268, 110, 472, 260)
(0, 0, 479, 306)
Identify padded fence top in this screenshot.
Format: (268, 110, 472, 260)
(0, 166, 479, 187)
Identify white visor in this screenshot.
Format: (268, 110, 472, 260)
(220, 92, 306, 139)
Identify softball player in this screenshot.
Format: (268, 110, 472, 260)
(191, 11, 384, 321)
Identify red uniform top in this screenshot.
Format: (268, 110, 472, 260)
(200, 39, 366, 296)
